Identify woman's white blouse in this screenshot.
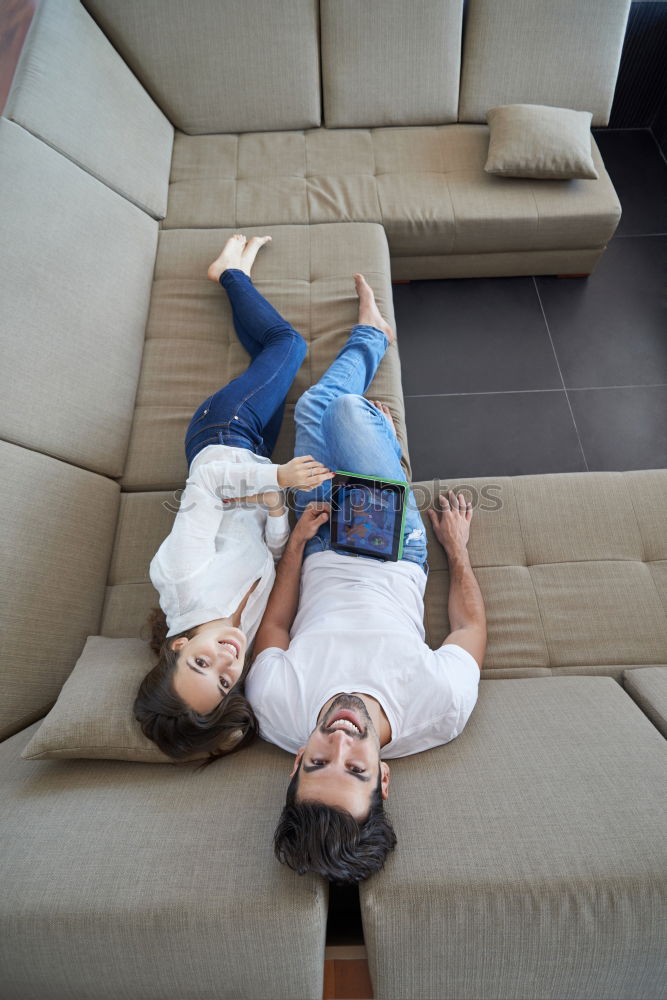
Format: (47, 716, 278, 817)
(149, 444, 290, 640)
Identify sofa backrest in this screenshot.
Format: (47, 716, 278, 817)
(80, 0, 631, 134)
(320, 0, 463, 128)
(0, 118, 157, 479)
(81, 0, 322, 135)
(0, 442, 120, 740)
(1, 0, 174, 738)
(0, 114, 148, 737)
(419, 470, 667, 677)
(4, 0, 173, 219)
(458, 0, 632, 127)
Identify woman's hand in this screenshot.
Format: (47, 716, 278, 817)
(277, 455, 334, 490)
(289, 502, 331, 545)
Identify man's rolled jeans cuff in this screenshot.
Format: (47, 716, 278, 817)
(350, 322, 389, 345)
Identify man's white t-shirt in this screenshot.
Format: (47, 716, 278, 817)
(246, 550, 480, 758)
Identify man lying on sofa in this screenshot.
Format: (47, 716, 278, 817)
(246, 276, 487, 883)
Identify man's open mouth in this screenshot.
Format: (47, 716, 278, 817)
(325, 709, 366, 737)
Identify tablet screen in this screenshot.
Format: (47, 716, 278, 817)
(330, 473, 407, 561)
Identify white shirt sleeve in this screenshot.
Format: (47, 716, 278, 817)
(264, 511, 290, 562)
(245, 648, 305, 754)
(149, 477, 223, 586)
(434, 643, 480, 733)
(195, 459, 281, 499)
(150, 460, 283, 586)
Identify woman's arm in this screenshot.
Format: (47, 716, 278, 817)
(196, 455, 333, 501)
(150, 476, 225, 584)
(264, 503, 291, 562)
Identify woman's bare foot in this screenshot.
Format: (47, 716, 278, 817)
(207, 234, 272, 282)
(354, 274, 395, 344)
(371, 399, 398, 437)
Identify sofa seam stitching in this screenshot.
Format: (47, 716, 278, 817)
(622, 471, 647, 563)
(618, 473, 667, 629)
(369, 128, 381, 223)
(234, 134, 239, 225)
(443, 171, 457, 254)
(512, 487, 553, 670)
(643, 563, 667, 635)
(304, 130, 311, 224)
(529, 184, 540, 249)
(308, 226, 313, 386)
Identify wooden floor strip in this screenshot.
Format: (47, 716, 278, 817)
(323, 958, 373, 999)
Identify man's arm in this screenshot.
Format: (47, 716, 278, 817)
(252, 503, 330, 656)
(428, 490, 487, 669)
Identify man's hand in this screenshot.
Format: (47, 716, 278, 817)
(290, 502, 330, 545)
(428, 490, 473, 559)
(277, 455, 334, 490)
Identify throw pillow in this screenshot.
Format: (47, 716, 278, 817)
(21, 635, 200, 763)
(484, 104, 599, 180)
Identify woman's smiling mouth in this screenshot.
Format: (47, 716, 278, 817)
(218, 638, 240, 657)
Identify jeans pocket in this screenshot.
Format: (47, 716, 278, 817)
(185, 395, 215, 443)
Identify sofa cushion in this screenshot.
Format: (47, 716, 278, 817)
(100, 492, 175, 639)
(458, 0, 631, 127)
(82, 0, 321, 135)
(0, 723, 327, 1000)
(0, 442, 119, 740)
(121, 223, 409, 491)
(21, 637, 176, 763)
(4, 0, 173, 218)
(623, 666, 667, 738)
(361, 676, 667, 1000)
(485, 104, 598, 180)
(0, 118, 157, 478)
(163, 126, 621, 258)
(414, 470, 667, 675)
(320, 0, 462, 128)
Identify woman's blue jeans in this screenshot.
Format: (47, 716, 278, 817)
(293, 325, 428, 571)
(184, 269, 307, 466)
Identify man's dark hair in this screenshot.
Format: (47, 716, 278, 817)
(273, 763, 397, 883)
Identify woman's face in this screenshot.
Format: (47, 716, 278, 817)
(170, 621, 247, 713)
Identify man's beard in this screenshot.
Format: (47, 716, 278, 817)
(319, 693, 376, 742)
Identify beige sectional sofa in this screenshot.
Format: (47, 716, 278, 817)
(2, 1, 666, 998)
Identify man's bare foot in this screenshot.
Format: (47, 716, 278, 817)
(207, 234, 272, 282)
(371, 399, 398, 437)
(354, 274, 395, 344)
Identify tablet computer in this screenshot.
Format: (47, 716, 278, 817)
(329, 470, 409, 562)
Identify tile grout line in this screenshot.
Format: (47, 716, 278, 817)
(531, 275, 590, 472)
(404, 383, 667, 399)
(648, 127, 667, 169)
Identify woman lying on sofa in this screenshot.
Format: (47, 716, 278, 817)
(134, 234, 333, 766)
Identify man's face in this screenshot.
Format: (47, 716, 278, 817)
(170, 622, 247, 713)
(291, 694, 390, 821)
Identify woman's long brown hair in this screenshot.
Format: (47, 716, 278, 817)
(134, 608, 259, 769)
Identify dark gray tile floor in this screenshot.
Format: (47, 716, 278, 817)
(395, 128, 667, 481)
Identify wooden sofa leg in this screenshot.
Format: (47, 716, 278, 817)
(556, 273, 591, 278)
(392, 279, 412, 284)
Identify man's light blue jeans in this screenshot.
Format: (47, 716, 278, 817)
(294, 324, 427, 571)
